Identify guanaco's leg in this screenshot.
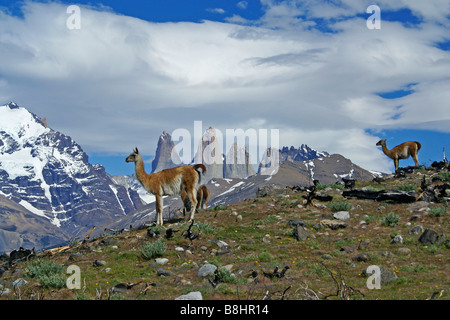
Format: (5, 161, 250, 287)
(186, 187, 197, 222)
(155, 194, 163, 226)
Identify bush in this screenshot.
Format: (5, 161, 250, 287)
(141, 238, 167, 260)
(429, 205, 448, 217)
(26, 260, 66, 289)
(329, 201, 352, 212)
(381, 212, 400, 227)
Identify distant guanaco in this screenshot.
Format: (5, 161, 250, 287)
(126, 148, 206, 225)
(181, 185, 210, 213)
(376, 139, 421, 172)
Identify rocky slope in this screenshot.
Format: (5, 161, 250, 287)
(0, 164, 447, 301)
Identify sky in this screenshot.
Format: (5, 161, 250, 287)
(0, 0, 449, 176)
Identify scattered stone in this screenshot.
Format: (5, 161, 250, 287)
(409, 225, 424, 235)
(313, 222, 324, 230)
(68, 252, 83, 262)
(155, 258, 169, 265)
(216, 240, 229, 249)
(418, 228, 439, 245)
(288, 220, 306, 227)
(321, 254, 333, 260)
(156, 268, 173, 277)
(396, 248, 411, 255)
(379, 251, 394, 258)
(320, 219, 347, 230)
(93, 260, 106, 267)
(175, 246, 185, 252)
(293, 225, 308, 241)
(333, 211, 350, 221)
(104, 268, 111, 272)
(391, 235, 403, 244)
(358, 239, 370, 250)
(410, 215, 421, 222)
(340, 245, 355, 254)
(352, 253, 369, 262)
(408, 201, 429, 213)
(12, 278, 28, 288)
(175, 291, 203, 300)
(0, 284, 10, 296)
(197, 263, 217, 277)
(362, 266, 397, 285)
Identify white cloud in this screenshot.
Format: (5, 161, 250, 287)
(0, 1, 449, 174)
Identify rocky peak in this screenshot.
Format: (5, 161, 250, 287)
(151, 131, 181, 173)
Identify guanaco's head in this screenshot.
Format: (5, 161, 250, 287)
(126, 147, 140, 163)
(376, 139, 387, 147)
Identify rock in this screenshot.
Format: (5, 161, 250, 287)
(379, 251, 394, 258)
(155, 258, 169, 265)
(320, 219, 347, 230)
(175, 291, 203, 300)
(313, 222, 324, 230)
(12, 278, 28, 288)
(175, 247, 184, 252)
(340, 245, 355, 254)
(156, 268, 172, 277)
(321, 254, 333, 260)
(362, 266, 397, 285)
(358, 239, 370, 250)
(418, 228, 439, 245)
(409, 225, 424, 235)
(197, 263, 217, 277)
(391, 235, 403, 244)
(293, 225, 308, 241)
(352, 253, 369, 262)
(408, 201, 429, 212)
(93, 260, 106, 267)
(288, 220, 306, 227)
(110, 283, 129, 293)
(216, 240, 229, 249)
(397, 248, 411, 255)
(333, 211, 350, 221)
(68, 252, 83, 262)
(0, 284, 11, 296)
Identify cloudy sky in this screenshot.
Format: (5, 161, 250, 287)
(1, 0, 449, 175)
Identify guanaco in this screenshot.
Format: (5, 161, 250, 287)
(181, 185, 210, 213)
(376, 139, 421, 172)
(126, 147, 206, 225)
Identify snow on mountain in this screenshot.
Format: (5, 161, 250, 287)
(0, 102, 144, 250)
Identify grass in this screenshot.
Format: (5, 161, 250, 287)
(381, 212, 400, 227)
(141, 238, 167, 260)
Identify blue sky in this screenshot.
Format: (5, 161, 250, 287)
(1, 0, 449, 176)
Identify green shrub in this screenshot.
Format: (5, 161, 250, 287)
(141, 238, 167, 260)
(381, 212, 400, 227)
(429, 205, 448, 217)
(397, 184, 416, 191)
(439, 171, 450, 181)
(329, 201, 352, 212)
(26, 260, 66, 289)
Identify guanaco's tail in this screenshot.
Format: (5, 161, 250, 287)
(193, 164, 206, 184)
(415, 141, 422, 151)
(193, 164, 207, 174)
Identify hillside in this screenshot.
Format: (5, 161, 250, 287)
(0, 163, 448, 300)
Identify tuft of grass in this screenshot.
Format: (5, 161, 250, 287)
(429, 205, 448, 217)
(381, 211, 400, 227)
(397, 183, 416, 191)
(26, 260, 66, 289)
(141, 238, 167, 260)
(439, 171, 450, 181)
(329, 201, 352, 212)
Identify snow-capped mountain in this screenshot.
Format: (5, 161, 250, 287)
(0, 102, 144, 251)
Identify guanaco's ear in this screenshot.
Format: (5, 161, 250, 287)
(134, 147, 139, 154)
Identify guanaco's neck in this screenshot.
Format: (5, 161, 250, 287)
(381, 143, 395, 159)
(134, 155, 149, 184)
